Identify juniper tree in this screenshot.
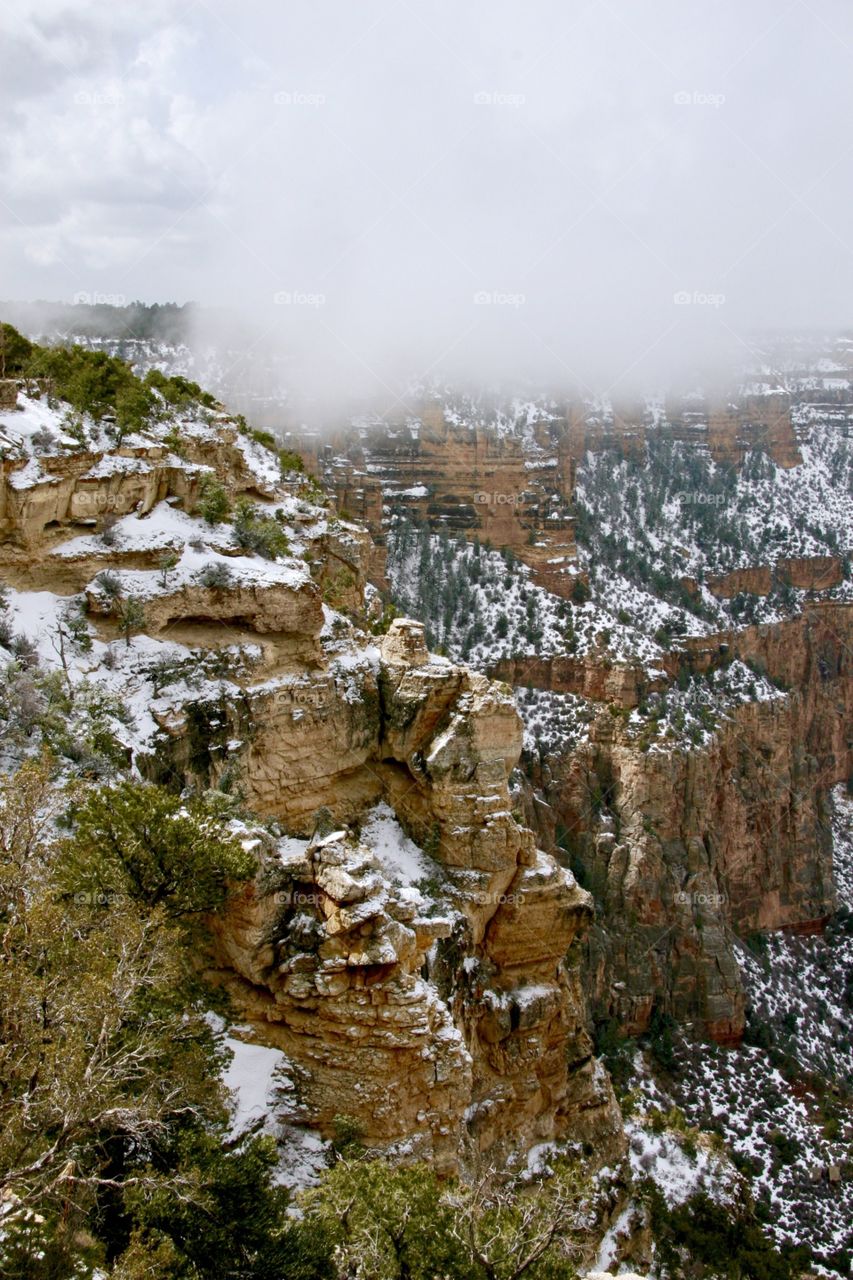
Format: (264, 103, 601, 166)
(115, 595, 146, 648)
(0, 764, 325, 1280)
(157, 552, 178, 588)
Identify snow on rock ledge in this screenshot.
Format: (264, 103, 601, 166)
(85, 548, 324, 637)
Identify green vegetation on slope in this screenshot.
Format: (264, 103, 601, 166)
(1, 321, 218, 443)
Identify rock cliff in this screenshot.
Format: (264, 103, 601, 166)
(0, 383, 624, 1176)
(514, 602, 852, 1044)
(293, 403, 579, 597)
(151, 617, 624, 1171)
(0, 416, 277, 554)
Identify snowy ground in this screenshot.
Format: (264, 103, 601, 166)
(386, 519, 709, 671)
(624, 786, 853, 1274)
(575, 412, 852, 633)
(218, 1021, 329, 1192)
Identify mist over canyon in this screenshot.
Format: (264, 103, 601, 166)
(1, 3, 852, 1277)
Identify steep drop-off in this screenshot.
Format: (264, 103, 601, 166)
(0, 379, 624, 1178)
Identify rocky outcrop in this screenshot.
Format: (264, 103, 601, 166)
(670, 600, 853, 700)
(1, 386, 623, 1176)
(706, 564, 774, 599)
(209, 832, 471, 1176)
(0, 418, 276, 552)
(85, 569, 325, 640)
(707, 555, 844, 599)
(566, 402, 646, 462)
(489, 653, 665, 708)
(307, 521, 375, 611)
(150, 619, 624, 1171)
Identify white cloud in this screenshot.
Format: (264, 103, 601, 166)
(1, 0, 852, 397)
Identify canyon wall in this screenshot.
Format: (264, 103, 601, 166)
(705, 555, 844, 599)
(565, 391, 802, 469)
(515, 603, 853, 1044)
(289, 388, 812, 607)
(292, 407, 579, 596)
(282, 401, 849, 1052)
(148, 618, 624, 1170)
(0, 399, 625, 1174)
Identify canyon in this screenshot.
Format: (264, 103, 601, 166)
(529, 605, 850, 1042)
(0, 381, 624, 1177)
(2, 340, 851, 1268)
(285, 390, 852, 1056)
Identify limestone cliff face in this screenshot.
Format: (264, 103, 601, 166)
(295, 407, 579, 597)
(563, 390, 803, 469)
(290, 387, 811, 608)
(0, 391, 625, 1175)
(489, 653, 663, 708)
(86, 569, 325, 638)
(709, 393, 803, 469)
(514, 603, 852, 1044)
(705, 555, 844, 599)
(151, 619, 624, 1171)
(0, 419, 273, 554)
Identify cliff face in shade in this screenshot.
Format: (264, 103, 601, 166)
(514, 602, 852, 1045)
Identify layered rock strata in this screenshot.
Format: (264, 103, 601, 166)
(151, 619, 624, 1171)
(0, 391, 625, 1172)
(0, 417, 273, 553)
(515, 603, 852, 1044)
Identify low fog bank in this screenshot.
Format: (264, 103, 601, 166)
(3, 295, 848, 432)
(1, 0, 852, 420)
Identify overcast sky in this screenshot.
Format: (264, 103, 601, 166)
(2, 0, 852, 398)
